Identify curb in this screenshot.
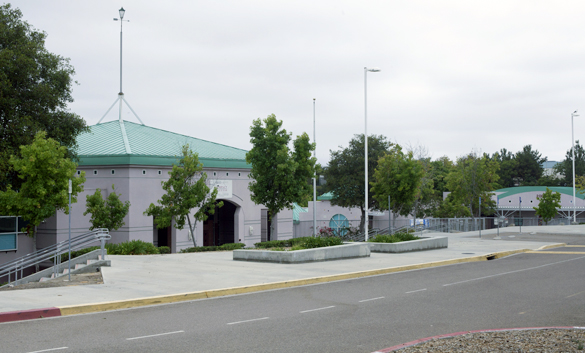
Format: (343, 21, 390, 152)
(372, 326, 585, 352)
(0, 248, 536, 323)
(0, 307, 61, 323)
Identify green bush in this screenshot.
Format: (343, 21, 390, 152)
(179, 243, 246, 253)
(254, 236, 343, 250)
(158, 246, 171, 254)
(368, 232, 420, 243)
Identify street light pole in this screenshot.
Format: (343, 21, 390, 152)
(313, 98, 317, 236)
(572, 110, 578, 224)
(364, 67, 380, 241)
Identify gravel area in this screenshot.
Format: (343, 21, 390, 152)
(392, 328, 585, 352)
(0, 272, 103, 291)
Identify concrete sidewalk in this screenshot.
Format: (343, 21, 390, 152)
(0, 225, 580, 322)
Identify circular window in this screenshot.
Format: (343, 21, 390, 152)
(329, 214, 349, 236)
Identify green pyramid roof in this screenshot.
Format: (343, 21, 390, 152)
(77, 120, 250, 169)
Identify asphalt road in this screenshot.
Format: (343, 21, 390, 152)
(2, 250, 584, 353)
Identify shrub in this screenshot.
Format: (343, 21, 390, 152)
(368, 232, 420, 243)
(254, 236, 343, 250)
(179, 243, 246, 253)
(158, 246, 171, 254)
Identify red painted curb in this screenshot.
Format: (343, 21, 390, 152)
(373, 326, 583, 352)
(0, 307, 62, 323)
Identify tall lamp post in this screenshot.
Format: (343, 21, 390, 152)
(364, 67, 380, 241)
(313, 98, 317, 236)
(572, 110, 579, 224)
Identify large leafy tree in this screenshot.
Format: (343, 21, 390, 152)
(492, 148, 518, 188)
(0, 4, 88, 192)
(445, 152, 499, 218)
(323, 134, 392, 232)
(145, 145, 220, 248)
(84, 185, 131, 231)
(0, 131, 85, 236)
(371, 145, 424, 228)
(515, 145, 546, 186)
(533, 188, 561, 224)
(554, 140, 585, 186)
(246, 114, 316, 238)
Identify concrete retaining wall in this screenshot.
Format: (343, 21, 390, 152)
(369, 236, 448, 253)
(233, 243, 370, 263)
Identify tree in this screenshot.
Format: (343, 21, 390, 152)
(323, 134, 392, 232)
(445, 152, 499, 218)
(144, 145, 220, 248)
(371, 145, 424, 228)
(492, 148, 518, 188)
(515, 145, 546, 186)
(84, 185, 130, 231)
(533, 188, 561, 224)
(0, 4, 88, 192)
(246, 114, 316, 238)
(0, 131, 85, 236)
(554, 140, 585, 186)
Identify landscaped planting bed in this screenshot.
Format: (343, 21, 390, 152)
(367, 233, 448, 253)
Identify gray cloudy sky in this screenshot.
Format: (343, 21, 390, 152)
(11, 0, 585, 165)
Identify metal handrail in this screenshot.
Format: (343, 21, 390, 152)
(0, 228, 110, 285)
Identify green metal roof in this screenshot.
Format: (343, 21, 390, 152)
(317, 192, 334, 201)
(494, 186, 585, 200)
(292, 203, 308, 222)
(76, 120, 250, 168)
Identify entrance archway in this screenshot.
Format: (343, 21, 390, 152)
(203, 200, 237, 246)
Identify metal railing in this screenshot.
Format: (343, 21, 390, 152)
(0, 228, 110, 286)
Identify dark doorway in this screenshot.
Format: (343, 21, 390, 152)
(153, 218, 171, 248)
(203, 200, 237, 246)
(261, 209, 271, 242)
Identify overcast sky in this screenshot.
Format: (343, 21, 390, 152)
(10, 1, 585, 165)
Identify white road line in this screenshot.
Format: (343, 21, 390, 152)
(27, 348, 68, 353)
(126, 330, 184, 340)
(300, 305, 335, 313)
(405, 288, 427, 294)
(227, 317, 269, 325)
(443, 255, 585, 287)
(359, 296, 385, 303)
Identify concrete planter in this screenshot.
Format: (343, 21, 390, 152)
(233, 242, 370, 264)
(369, 236, 448, 253)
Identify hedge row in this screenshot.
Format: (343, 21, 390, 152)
(367, 232, 420, 243)
(254, 236, 343, 250)
(180, 243, 246, 253)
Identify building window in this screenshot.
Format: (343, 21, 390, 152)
(111, 169, 115, 175)
(77, 170, 81, 175)
(0, 216, 27, 251)
(226, 172, 229, 176)
(329, 214, 349, 236)
(238, 172, 241, 177)
(142, 170, 146, 175)
(213, 172, 217, 176)
(158, 170, 162, 175)
(93, 170, 98, 175)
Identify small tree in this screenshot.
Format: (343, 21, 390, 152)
(144, 145, 220, 248)
(0, 131, 85, 242)
(533, 188, 561, 224)
(84, 185, 130, 231)
(371, 145, 424, 228)
(246, 114, 316, 238)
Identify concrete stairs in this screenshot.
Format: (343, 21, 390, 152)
(3, 250, 110, 287)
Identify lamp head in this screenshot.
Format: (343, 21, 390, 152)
(366, 67, 381, 72)
(573, 110, 579, 117)
(119, 7, 125, 20)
